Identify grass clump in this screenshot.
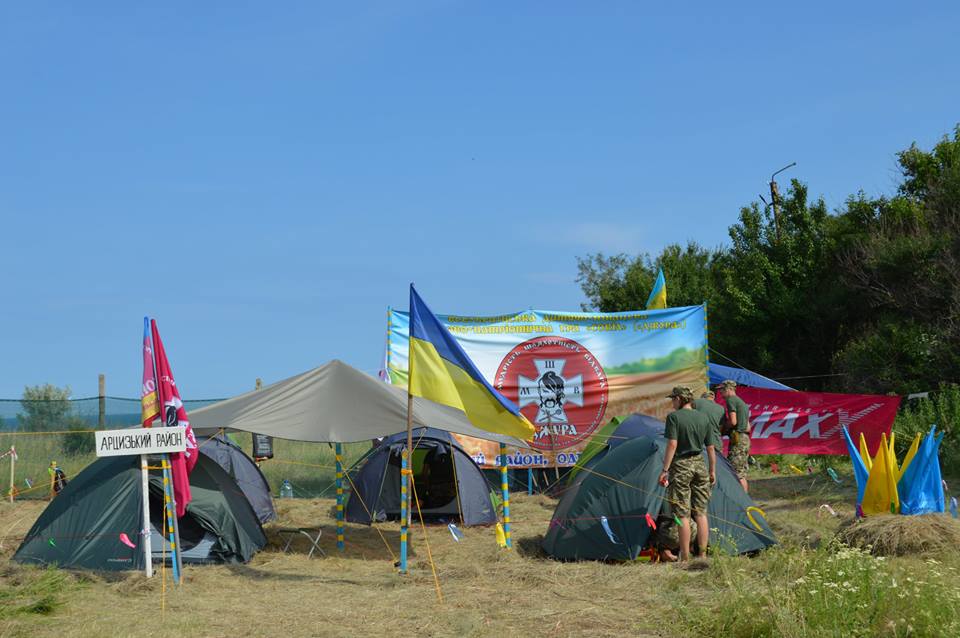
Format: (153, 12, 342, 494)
(682, 543, 960, 637)
(836, 514, 960, 557)
(0, 567, 76, 618)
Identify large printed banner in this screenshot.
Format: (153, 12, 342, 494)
(386, 306, 708, 468)
(728, 387, 901, 456)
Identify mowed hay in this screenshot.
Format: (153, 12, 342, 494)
(835, 513, 960, 556)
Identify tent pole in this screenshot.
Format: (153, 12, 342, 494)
(160, 456, 182, 585)
(335, 443, 344, 551)
(499, 443, 512, 549)
(399, 446, 409, 573)
(140, 455, 153, 578)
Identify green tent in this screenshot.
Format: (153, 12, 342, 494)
(542, 431, 776, 560)
(15, 453, 266, 571)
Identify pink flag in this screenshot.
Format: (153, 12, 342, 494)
(150, 319, 198, 517)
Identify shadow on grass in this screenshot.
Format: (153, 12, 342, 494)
(263, 523, 408, 562)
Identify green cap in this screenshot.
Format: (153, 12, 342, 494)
(720, 379, 738, 390)
(666, 386, 694, 401)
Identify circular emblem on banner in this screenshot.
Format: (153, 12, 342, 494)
(496, 336, 609, 451)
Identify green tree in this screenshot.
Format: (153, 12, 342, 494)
(18, 384, 72, 432)
(832, 127, 960, 394)
(576, 241, 722, 312)
(711, 180, 845, 385)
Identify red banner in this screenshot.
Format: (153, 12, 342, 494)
(720, 388, 901, 455)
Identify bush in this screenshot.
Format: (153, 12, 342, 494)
(894, 384, 960, 472)
(60, 416, 95, 457)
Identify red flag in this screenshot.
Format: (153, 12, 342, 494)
(150, 319, 198, 517)
(141, 317, 160, 427)
(717, 388, 901, 455)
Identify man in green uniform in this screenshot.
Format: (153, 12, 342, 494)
(658, 386, 716, 561)
(720, 380, 752, 493)
(693, 390, 724, 451)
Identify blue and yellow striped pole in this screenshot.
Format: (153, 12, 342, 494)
(160, 457, 181, 584)
(399, 448, 409, 573)
(499, 443, 512, 549)
(335, 443, 344, 551)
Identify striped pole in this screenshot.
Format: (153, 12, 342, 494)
(160, 458, 181, 584)
(399, 448, 409, 573)
(499, 443, 512, 549)
(335, 443, 344, 551)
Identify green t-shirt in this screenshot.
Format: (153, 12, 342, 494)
(693, 398, 724, 448)
(664, 407, 713, 458)
(725, 394, 751, 433)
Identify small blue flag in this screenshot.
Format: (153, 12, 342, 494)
(600, 516, 620, 544)
(827, 468, 842, 485)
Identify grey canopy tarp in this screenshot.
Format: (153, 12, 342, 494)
(189, 359, 528, 447)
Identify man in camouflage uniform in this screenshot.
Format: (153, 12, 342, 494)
(658, 386, 717, 561)
(693, 390, 724, 451)
(720, 380, 752, 493)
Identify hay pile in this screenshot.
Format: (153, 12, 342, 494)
(836, 513, 960, 556)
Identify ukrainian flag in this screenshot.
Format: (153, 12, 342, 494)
(408, 286, 535, 440)
(646, 268, 667, 310)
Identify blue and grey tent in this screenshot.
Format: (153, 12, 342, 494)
(346, 427, 496, 526)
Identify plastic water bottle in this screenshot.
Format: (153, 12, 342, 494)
(280, 479, 293, 499)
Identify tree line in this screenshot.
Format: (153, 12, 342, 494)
(577, 126, 960, 398)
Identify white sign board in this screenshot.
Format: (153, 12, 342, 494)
(95, 427, 187, 457)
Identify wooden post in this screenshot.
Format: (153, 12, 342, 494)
(399, 447, 409, 573)
(255, 378, 262, 391)
(98, 374, 106, 429)
(8, 447, 15, 503)
(499, 443, 512, 549)
(140, 455, 153, 577)
(335, 443, 344, 551)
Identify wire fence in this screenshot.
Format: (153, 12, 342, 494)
(0, 396, 375, 501)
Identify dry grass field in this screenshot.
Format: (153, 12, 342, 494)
(2, 470, 960, 638)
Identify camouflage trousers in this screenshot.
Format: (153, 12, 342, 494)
(667, 454, 711, 519)
(728, 431, 751, 479)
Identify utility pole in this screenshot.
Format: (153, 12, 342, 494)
(769, 162, 796, 242)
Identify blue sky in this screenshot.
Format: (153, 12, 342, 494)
(1, 2, 958, 399)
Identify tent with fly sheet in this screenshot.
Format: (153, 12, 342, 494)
(346, 427, 497, 526)
(542, 415, 777, 560)
(14, 453, 266, 570)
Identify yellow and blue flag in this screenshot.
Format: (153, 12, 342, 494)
(408, 285, 535, 440)
(646, 268, 667, 310)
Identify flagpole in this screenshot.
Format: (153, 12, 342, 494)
(140, 454, 153, 578)
(151, 339, 184, 585)
(401, 286, 416, 574)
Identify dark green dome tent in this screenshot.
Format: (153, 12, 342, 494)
(14, 453, 266, 571)
(197, 434, 276, 524)
(542, 415, 776, 560)
(346, 427, 496, 526)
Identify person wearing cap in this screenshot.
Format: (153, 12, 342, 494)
(720, 380, 752, 493)
(693, 390, 724, 451)
(658, 386, 716, 562)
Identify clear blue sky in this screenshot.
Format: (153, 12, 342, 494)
(2, 2, 958, 399)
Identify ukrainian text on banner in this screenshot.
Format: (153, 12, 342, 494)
(725, 388, 901, 455)
(385, 306, 708, 468)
